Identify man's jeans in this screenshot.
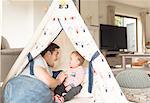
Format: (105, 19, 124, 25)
(2, 75, 53, 103)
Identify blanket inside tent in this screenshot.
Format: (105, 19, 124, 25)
(3, 0, 128, 103)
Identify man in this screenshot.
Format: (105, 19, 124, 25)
(2, 43, 66, 103)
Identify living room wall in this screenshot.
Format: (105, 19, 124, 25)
(33, 1, 51, 31)
(146, 15, 150, 42)
(0, 0, 2, 48)
(80, 0, 99, 47)
(0, 0, 2, 34)
(2, 0, 34, 48)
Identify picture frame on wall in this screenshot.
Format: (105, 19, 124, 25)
(73, 0, 80, 13)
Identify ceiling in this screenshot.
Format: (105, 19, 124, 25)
(7, 0, 150, 10)
(109, 0, 150, 10)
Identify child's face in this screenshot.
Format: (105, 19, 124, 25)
(69, 53, 80, 68)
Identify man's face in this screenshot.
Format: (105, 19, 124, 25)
(46, 48, 60, 67)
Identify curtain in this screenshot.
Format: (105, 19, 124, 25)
(107, 5, 115, 25)
(140, 12, 147, 52)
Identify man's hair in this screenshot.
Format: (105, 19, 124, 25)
(72, 51, 85, 65)
(41, 43, 60, 56)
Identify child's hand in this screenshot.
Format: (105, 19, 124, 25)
(65, 85, 72, 92)
(63, 81, 68, 87)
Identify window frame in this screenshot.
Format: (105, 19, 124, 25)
(115, 14, 138, 51)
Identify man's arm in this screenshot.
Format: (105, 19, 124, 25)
(34, 66, 66, 89)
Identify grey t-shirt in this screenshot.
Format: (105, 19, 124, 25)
(21, 55, 52, 78)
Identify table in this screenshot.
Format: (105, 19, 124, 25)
(119, 53, 150, 69)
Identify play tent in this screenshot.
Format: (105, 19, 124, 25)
(3, 0, 128, 102)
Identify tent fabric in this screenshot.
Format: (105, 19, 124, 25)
(3, 0, 128, 103)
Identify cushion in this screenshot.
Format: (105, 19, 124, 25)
(1, 36, 10, 49)
(116, 69, 150, 88)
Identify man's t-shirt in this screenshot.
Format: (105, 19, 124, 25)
(20, 55, 52, 78)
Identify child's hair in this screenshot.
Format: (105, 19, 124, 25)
(72, 51, 85, 65)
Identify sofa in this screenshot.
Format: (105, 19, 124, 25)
(0, 36, 23, 82)
(0, 36, 23, 96)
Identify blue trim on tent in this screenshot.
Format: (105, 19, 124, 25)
(27, 52, 34, 75)
(88, 51, 100, 93)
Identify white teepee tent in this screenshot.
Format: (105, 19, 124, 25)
(3, 0, 128, 103)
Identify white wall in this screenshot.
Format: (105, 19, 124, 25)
(0, 0, 2, 35)
(2, 0, 53, 48)
(99, 0, 107, 24)
(33, 1, 51, 31)
(81, 0, 99, 47)
(99, 0, 145, 25)
(146, 15, 150, 42)
(0, 0, 2, 81)
(2, 0, 34, 48)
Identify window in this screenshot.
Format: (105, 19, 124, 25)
(115, 15, 137, 52)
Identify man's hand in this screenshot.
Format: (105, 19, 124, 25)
(56, 72, 67, 84)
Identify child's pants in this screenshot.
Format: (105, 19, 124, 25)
(54, 84, 82, 102)
(2, 75, 53, 103)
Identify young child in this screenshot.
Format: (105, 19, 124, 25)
(53, 51, 85, 103)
